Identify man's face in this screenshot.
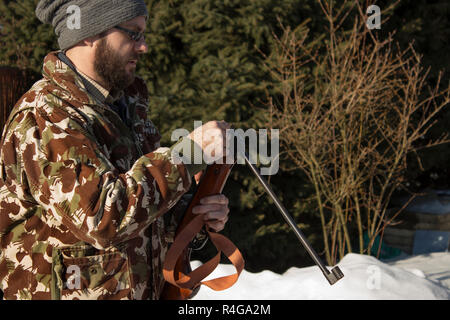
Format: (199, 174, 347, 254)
(93, 16, 147, 91)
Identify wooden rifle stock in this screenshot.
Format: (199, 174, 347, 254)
(161, 162, 244, 300)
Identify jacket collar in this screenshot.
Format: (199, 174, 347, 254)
(42, 51, 124, 106)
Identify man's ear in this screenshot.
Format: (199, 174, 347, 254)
(84, 32, 108, 48)
(82, 36, 96, 47)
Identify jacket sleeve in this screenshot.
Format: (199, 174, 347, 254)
(0, 106, 205, 250)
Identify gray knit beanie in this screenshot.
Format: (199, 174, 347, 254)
(36, 0, 148, 50)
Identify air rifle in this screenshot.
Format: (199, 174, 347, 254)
(161, 136, 344, 300)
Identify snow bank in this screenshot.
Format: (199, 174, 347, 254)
(191, 252, 450, 300)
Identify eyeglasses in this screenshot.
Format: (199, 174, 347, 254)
(114, 25, 145, 42)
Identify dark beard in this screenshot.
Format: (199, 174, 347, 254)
(94, 38, 135, 91)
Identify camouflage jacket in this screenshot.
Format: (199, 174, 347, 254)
(0, 52, 205, 300)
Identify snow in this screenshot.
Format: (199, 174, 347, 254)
(191, 252, 450, 300)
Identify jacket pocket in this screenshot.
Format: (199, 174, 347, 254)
(51, 244, 132, 300)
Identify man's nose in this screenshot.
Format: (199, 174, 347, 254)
(136, 39, 148, 54)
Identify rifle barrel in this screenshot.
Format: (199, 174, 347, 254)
(240, 149, 344, 285)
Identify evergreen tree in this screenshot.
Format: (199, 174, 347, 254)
(0, 0, 57, 71)
(141, 0, 318, 140)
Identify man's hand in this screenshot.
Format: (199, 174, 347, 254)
(192, 194, 230, 232)
(188, 120, 232, 162)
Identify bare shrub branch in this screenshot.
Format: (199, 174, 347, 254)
(264, 0, 450, 264)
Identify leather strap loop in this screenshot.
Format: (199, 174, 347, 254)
(162, 214, 244, 297)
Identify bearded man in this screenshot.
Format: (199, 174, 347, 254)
(0, 0, 231, 300)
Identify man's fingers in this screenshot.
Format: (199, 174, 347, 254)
(203, 209, 230, 221)
(191, 194, 230, 232)
(192, 205, 229, 217)
(199, 194, 229, 205)
(205, 215, 229, 232)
